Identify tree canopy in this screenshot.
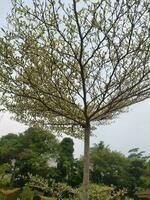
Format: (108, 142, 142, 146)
(0, 0, 149, 132)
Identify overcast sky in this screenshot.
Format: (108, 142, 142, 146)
(0, 0, 150, 158)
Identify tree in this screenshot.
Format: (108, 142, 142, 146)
(90, 142, 130, 188)
(90, 143, 150, 197)
(141, 161, 150, 189)
(57, 138, 74, 184)
(0, 0, 149, 199)
(0, 127, 58, 186)
(0, 133, 19, 164)
(56, 137, 83, 187)
(127, 148, 149, 196)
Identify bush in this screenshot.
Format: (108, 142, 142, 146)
(78, 184, 113, 200)
(89, 184, 112, 200)
(50, 183, 133, 200)
(50, 183, 79, 200)
(20, 185, 33, 200)
(29, 175, 49, 193)
(50, 183, 114, 200)
(0, 164, 11, 187)
(0, 174, 12, 187)
(0, 193, 7, 200)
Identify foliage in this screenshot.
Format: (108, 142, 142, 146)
(127, 148, 150, 196)
(57, 138, 74, 185)
(0, 193, 6, 200)
(0, 164, 12, 187)
(0, 174, 12, 187)
(49, 183, 133, 200)
(68, 158, 83, 187)
(0, 127, 58, 186)
(29, 174, 49, 193)
(90, 142, 150, 198)
(49, 183, 131, 200)
(50, 182, 79, 200)
(20, 184, 33, 200)
(140, 162, 150, 188)
(80, 184, 113, 200)
(56, 138, 83, 187)
(0, 0, 149, 135)
(0, 134, 18, 163)
(79, 185, 133, 200)
(90, 142, 130, 188)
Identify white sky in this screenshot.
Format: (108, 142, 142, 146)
(0, 0, 150, 158)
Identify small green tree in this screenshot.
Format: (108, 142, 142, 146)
(0, 0, 149, 199)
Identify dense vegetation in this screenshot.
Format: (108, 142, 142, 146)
(0, 127, 150, 199)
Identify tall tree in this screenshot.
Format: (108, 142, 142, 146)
(0, 0, 150, 199)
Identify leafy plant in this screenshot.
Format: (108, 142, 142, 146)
(50, 183, 79, 200)
(0, 193, 6, 200)
(29, 174, 49, 193)
(20, 185, 33, 200)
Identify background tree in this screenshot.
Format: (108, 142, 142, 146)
(90, 143, 150, 198)
(0, 0, 149, 199)
(90, 142, 130, 188)
(140, 161, 150, 189)
(57, 138, 74, 184)
(0, 127, 58, 186)
(127, 148, 150, 196)
(0, 133, 19, 164)
(57, 137, 83, 187)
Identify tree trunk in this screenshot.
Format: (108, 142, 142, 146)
(83, 124, 90, 200)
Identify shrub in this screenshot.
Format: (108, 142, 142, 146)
(78, 184, 113, 200)
(0, 174, 12, 187)
(111, 188, 134, 200)
(0, 164, 11, 187)
(0, 193, 7, 200)
(50, 183, 133, 200)
(20, 185, 33, 200)
(29, 175, 49, 193)
(50, 183, 79, 200)
(50, 183, 113, 200)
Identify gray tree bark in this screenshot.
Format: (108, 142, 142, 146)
(83, 124, 90, 200)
